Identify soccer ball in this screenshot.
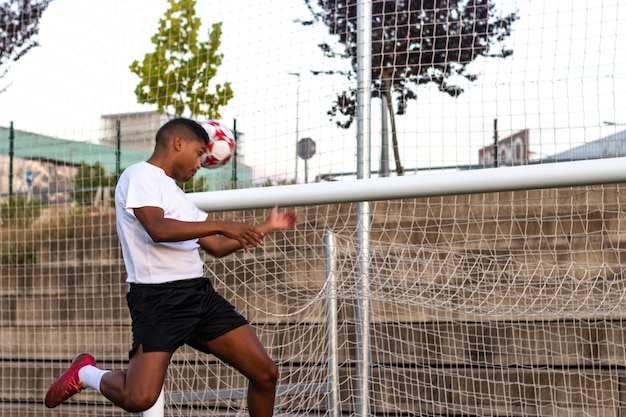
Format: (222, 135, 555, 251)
(199, 120, 236, 169)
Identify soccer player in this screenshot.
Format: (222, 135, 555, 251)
(45, 118, 297, 416)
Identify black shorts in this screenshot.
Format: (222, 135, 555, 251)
(126, 277, 249, 358)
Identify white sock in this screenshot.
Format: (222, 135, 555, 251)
(78, 365, 110, 393)
(142, 387, 165, 417)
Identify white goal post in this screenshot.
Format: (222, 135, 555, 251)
(188, 157, 626, 212)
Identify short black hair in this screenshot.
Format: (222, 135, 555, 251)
(155, 118, 209, 146)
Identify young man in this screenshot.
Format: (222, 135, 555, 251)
(45, 118, 297, 416)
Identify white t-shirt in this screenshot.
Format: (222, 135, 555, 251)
(115, 162, 207, 284)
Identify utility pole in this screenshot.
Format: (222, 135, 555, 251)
(288, 72, 301, 183)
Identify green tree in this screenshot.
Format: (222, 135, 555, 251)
(302, 0, 518, 175)
(72, 162, 113, 205)
(129, 0, 233, 118)
(0, 0, 53, 93)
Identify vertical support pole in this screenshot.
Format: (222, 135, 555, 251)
(493, 118, 499, 168)
(289, 72, 301, 183)
(232, 119, 238, 190)
(8, 121, 14, 197)
(116, 120, 121, 181)
(355, 1, 372, 417)
(324, 231, 341, 417)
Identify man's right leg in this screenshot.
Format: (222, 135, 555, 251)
(98, 345, 172, 413)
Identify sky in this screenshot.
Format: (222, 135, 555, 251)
(0, 0, 625, 182)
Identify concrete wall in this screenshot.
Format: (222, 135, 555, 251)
(0, 155, 76, 203)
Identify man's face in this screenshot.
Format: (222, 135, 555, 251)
(174, 136, 206, 183)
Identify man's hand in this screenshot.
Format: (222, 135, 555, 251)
(264, 206, 297, 232)
(199, 208, 296, 257)
(218, 221, 265, 250)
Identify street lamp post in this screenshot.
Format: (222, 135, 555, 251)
(289, 72, 301, 183)
(603, 120, 626, 157)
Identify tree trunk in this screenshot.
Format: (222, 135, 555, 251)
(381, 73, 404, 175)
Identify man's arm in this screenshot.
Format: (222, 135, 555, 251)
(133, 205, 264, 250)
(199, 206, 297, 258)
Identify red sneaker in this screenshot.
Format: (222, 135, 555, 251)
(44, 353, 96, 408)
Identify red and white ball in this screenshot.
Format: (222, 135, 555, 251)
(199, 120, 236, 169)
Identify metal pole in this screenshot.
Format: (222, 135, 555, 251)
(116, 120, 121, 181)
(9, 121, 14, 197)
(324, 231, 341, 417)
(355, 0, 372, 416)
(232, 119, 238, 189)
(289, 72, 301, 183)
(493, 118, 498, 168)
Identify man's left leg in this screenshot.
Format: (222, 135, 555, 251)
(205, 324, 278, 417)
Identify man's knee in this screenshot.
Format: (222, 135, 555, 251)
(118, 389, 162, 413)
(253, 359, 279, 388)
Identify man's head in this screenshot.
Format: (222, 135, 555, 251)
(150, 118, 210, 182)
(155, 118, 209, 148)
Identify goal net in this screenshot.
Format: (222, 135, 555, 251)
(0, 1, 625, 417)
(173, 165, 626, 417)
